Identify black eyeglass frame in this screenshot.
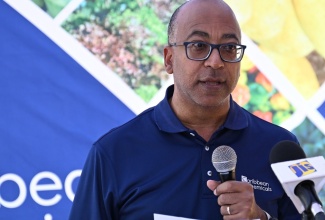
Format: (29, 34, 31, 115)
(169, 42, 247, 63)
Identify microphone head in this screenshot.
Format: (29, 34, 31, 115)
(269, 140, 306, 164)
(212, 145, 237, 172)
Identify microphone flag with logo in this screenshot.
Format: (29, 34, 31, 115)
(270, 140, 325, 219)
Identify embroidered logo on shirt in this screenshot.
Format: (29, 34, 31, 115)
(241, 175, 272, 192)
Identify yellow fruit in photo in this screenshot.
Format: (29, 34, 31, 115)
(238, 70, 248, 86)
(293, 0, 325, 59)
(261, 48, 319, 99)
(224, 0, 253, 26)
(241, 0, 288, 43)
(240, 55, 255, 72)
(259, 0, 314, 58)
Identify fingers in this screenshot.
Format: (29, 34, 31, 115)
(207, 180, 240, 196)
(217, 181, 253, 196)
(207, 180, 263, 219)
(226, 205, 231, 215)
(221, 204, 241, 216)
(206, 180, 220, 195)
(207, 180, 261, 219)
(221, 204, 253, 220)
(217, 182, 254, 207)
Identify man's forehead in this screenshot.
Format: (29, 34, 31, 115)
(180, 0, 228, 14)
(174, 1, 240, 40)
(184, 30, 240, 42)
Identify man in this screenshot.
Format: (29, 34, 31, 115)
(69, 0, 301, 219)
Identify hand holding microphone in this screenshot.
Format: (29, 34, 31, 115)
(207, 145, 267, 219)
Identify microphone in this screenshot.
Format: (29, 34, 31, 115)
(270, 140, 325, 219)
(212, 145, 237, 182)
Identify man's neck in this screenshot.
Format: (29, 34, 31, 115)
(169, 97, 230, 141)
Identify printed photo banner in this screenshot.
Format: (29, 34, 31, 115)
(1, 0, 325, 219)
(0, 1, 137, 219)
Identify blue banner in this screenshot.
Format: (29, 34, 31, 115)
(0, 1, 135, 219)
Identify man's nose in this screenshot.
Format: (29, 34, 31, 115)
(204, 48, 225, 69)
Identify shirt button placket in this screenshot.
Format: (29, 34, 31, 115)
(205, 145, 212, 177)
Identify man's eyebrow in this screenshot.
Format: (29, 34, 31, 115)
(185, 30, 209, 40)
(185, 31, 240, 42)
(222, 33, 239, 42)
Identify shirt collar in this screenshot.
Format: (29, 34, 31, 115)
(154, 85, 248, 133)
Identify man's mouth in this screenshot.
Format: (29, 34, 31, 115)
(202, 80, 224, 86)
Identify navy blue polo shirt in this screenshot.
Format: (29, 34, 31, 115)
(69, 85, 301, 220)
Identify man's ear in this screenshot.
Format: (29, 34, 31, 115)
(164, 46, 173, 74)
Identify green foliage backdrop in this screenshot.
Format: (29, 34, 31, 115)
(62, 0, 184, 102)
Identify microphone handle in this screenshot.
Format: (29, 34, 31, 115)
(302, 211, 313, 220)
(312, 203, 325, 219)
(302, 210, 325, 220)
(219, 170, 235, 182)
(315, 212, 325, 220)
(294, 180, 323, 213)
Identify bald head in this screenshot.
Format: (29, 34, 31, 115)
(167, 0, 241, 44)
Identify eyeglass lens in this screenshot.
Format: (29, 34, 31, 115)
(186, 42, 243, 61)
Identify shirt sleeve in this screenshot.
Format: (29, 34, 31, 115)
(69, 144, 118, 220)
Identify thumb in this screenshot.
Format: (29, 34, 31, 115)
(207, 180, 221, 195)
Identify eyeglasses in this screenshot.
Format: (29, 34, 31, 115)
(169, 42, 246, 63)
